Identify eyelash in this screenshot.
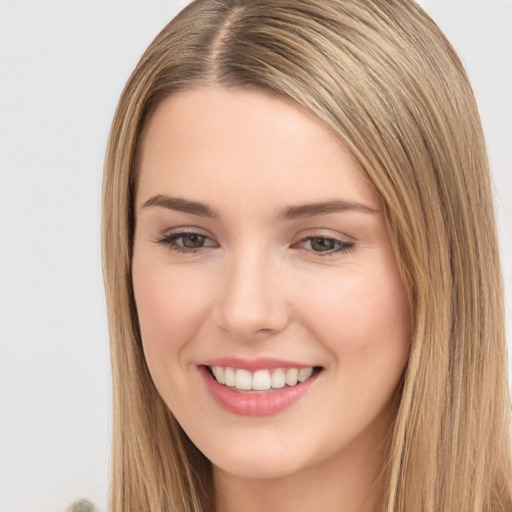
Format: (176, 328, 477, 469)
(155, 232, 216, 254)
(155, 231, 354, 256)
(295, 236, 354, 255)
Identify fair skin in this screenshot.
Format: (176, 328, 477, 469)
(132, 86, 411, 512)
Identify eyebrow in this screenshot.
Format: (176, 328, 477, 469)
(142, 195, 218, 217)
(279, 199, 379, 220)
(141, 194, 379, 219)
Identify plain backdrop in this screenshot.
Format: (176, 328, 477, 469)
(0, 1, 511, 511)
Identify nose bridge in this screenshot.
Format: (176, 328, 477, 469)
(214, 243, 288, 339)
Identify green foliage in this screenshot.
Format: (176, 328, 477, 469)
(70, 499, 95, 512)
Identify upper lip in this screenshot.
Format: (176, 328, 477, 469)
(199, 357, 320, 372)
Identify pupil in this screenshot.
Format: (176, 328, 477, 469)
(311, 237, 334, 251)
(183, 234, 204, 248)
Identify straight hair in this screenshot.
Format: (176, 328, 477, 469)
(102, 1, 512, 510)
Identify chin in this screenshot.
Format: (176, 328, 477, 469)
(213, 456, 302, 480)
(201, 437, 312, 480)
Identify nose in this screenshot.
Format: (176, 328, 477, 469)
(213, 248, 289, 341)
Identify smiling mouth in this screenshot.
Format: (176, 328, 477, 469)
(206, 365, 323, 394)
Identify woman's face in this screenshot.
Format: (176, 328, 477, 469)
(132, 87, 410, 481)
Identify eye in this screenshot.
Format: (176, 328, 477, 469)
(177, 233, 208, 249)
(296, 236, 353, 255)
(155, 231, 217, 253)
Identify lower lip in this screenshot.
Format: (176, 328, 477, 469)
(198, 366, 320, 417)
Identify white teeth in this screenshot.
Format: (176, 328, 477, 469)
(235, 369, 252, 390)
(285, 368, 299, 386)
(253, 369, 271, 390)
(298, 367, 313, 382)
(212, 366, 225, 384)
(271, 368, 286, 389)
(224, 367, 235, 387)
(210, 365, 317, 391)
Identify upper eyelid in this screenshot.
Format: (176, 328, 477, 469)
(161, 226, 213, 238)
(294, 232, 354, 247)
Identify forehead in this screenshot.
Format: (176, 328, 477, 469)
(136, 86, 379, 212)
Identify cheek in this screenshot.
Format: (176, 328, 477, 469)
(296, 266, 410, 432)
(131, 256, 212, 366)
(296, 266, 411, 362)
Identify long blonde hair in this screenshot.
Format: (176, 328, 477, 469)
(102, 1, 512, 510)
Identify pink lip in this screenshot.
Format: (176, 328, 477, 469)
(200, 357, 314, 371)
(198, 364, 321, 417)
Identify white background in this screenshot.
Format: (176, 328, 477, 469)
(0, 1, 510, 511)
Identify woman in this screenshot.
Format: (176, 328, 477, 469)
(102, 0, 512, 510)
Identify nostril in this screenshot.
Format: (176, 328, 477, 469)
(254, 328, 274, 336)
